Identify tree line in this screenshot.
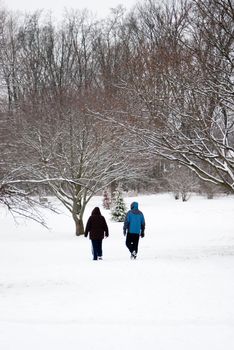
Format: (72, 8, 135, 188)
(0, 0, 233, 234)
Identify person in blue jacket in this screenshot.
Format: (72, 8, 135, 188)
(123, 201, 145, 259)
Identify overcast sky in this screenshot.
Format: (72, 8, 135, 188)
(3, 0, 141, 18)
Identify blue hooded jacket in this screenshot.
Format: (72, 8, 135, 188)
(123, 202, 145, 235)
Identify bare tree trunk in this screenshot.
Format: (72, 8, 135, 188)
(74, 216, 84, 236)
(72, 193, 85, 236)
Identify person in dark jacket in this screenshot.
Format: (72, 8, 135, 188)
(123, 201, 145, 259)
(84, 207, 109, 260)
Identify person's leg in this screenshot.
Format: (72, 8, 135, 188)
(91, 240, 98, 260)
(132, 234, 140, 254)
(97, 240, 103, 259)
(126, 233, 134, 253)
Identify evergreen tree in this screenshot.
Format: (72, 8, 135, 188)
(111, 187, 127, 222)
(102, 189, 111, 209)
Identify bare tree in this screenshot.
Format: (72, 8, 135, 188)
(107, 0, 234, 193)
(16, 88, 139, 235)
(165, 164, 199, 201)
(0, 9, 22, 110)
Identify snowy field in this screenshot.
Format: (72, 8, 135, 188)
(1, 193, 234, 350)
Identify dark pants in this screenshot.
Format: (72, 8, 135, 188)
(126, 233, 140, 254)
(91, 239, 103, 260)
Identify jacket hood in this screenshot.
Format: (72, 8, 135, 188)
(130, 202, 138, 210)
(91, 207, 101, 216)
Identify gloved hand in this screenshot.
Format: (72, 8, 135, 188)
(105, 233, 109, 238)
(140, 232, 145, 238)
(123, 230, 126, 236)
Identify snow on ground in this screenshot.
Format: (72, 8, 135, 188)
(0, 193, 234, 350)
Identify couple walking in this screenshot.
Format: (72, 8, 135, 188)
(84, 201, 145, 260)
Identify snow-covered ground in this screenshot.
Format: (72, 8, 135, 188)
(1, 193, 234, 350)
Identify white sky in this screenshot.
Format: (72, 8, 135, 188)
(3, 0, 141, 19)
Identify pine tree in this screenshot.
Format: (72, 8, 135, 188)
(102, 189, 111, 210)
(111, 187, 127, 222)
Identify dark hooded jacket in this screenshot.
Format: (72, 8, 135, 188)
(123, 202, 145, 235)
(84, 207, 109, 240)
